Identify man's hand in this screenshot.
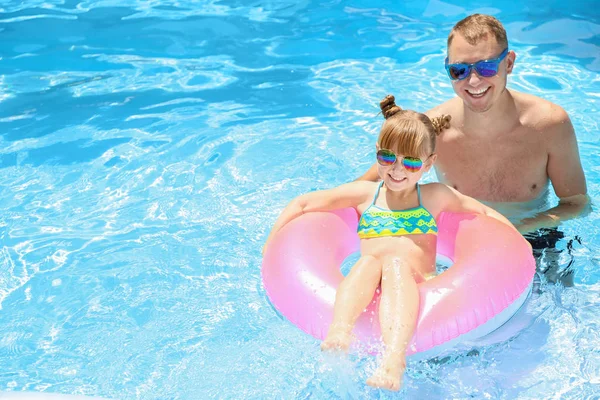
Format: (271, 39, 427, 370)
(514, 194, 591, 234)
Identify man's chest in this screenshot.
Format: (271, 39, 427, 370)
(434, 130, 549, 202)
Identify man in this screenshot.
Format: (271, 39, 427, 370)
(357, 14, 589, 283)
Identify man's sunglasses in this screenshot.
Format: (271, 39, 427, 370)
(376, 149, 430, 172)
(445, 48, 509, 81)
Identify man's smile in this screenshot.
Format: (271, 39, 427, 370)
(466, 86, 490, 98)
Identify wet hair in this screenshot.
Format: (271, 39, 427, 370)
(447, 14, 508, 49)
(378, 95, 451, 157)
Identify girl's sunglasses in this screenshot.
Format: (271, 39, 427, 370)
(376, 149, 429, 172)
(445, 48, 508, 81)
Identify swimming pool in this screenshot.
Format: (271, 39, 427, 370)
(0, 0, 599, 398)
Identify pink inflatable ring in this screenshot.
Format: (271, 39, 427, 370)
(262, 208, 536, 359)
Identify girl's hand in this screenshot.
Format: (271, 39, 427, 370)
(262, 181, 373, 258)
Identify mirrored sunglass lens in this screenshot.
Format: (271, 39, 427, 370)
(402, 157, 423, 172)
(376, 150, 396, 166)
(476, 62, 498, 77)
(449, 65, 469, 80)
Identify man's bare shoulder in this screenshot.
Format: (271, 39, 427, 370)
(512, 90, 571, 130)
(425, 98, 462, 120)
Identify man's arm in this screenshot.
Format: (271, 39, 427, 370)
(515, 107, 590, 233)
(355, 162, 379, 182)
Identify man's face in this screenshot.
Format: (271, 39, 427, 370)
(446, 33, 514, 113)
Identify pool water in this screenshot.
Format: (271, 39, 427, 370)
(0, 1, 599, 399)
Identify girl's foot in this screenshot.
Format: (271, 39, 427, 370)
(366, 352, 406, 391)
(320, 325, 353, 352)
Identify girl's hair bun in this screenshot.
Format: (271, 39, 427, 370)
(380, 95, 403, 120)
(431, 114, 452, 135)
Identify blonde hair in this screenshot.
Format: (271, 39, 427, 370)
(378, 95, 451, 157)
(448, 14, 508, 49)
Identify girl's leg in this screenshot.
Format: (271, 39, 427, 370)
(366, 258, 419, 391)
(321, 255, 382, 351)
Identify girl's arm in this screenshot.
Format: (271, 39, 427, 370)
(431, 184, 515, 229)
(263, 181, 372, 254)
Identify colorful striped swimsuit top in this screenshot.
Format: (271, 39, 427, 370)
(357, 182, 438, 239)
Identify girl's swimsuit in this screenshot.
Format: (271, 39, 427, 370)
(357, 182, 438, 239)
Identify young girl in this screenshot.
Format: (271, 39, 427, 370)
(263, 95, 515, 391)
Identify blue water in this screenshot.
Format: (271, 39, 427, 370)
(0, 1, 599, 399)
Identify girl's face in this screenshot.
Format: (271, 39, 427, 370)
(375, 144, 437, 191)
